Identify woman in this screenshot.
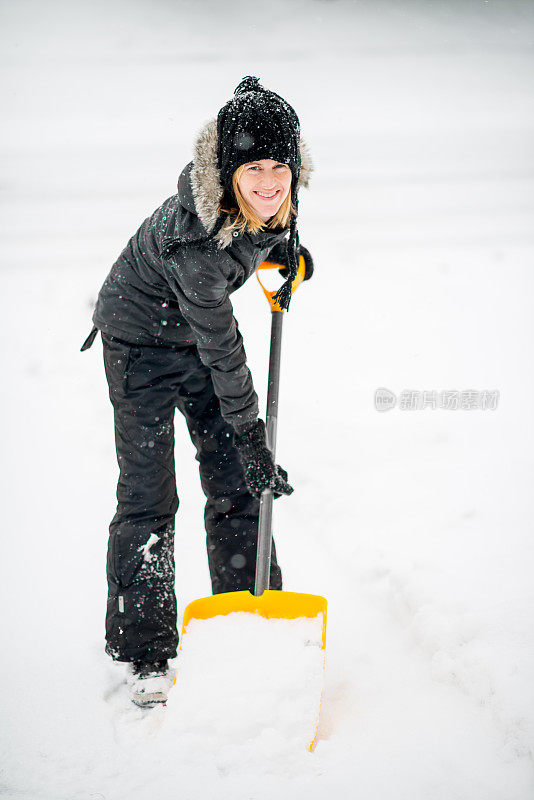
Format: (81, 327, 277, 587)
(82, 76, 314, 705)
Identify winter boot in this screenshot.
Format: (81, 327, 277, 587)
(127, 659, 174, 708)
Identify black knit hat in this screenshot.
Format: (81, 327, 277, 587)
(217, 76, 302, 311)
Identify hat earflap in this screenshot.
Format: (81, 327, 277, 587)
(272, 192, 299, 312)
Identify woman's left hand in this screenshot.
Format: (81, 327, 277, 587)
(267, 242, 314, 281)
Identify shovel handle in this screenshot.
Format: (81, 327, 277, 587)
(254, 257, 305, 596)
(254, 310, 283, 596)
(255, 254, 306, 312)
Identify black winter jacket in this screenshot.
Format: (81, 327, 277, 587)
(91, 118, 313, 432)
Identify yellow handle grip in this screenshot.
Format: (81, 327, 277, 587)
(255, 254, 306, 312)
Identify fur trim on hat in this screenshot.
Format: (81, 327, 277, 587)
(190, 118, 313, 249)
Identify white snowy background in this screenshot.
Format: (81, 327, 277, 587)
(1, 0, 534, 797)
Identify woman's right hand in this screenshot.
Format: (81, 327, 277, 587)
(234, 419, 294, 499)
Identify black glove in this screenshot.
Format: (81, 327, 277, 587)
(234, 419, 294, 499)
(267, 242, 314, 281)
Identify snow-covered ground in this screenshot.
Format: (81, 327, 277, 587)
(1, 1, 534, 798)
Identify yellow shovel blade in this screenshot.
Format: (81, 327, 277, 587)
(175, 589, 327, 750)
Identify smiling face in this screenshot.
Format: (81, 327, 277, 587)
(237, 159, 292, 222)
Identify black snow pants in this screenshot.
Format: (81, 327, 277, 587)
(102, 333, 282, 663)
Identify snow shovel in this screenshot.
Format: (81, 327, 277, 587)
(172, 255, 327, 751)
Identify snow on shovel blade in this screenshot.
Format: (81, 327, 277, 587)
(168, 590, 327, 751)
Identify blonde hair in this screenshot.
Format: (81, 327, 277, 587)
(217, 163, 295, 236)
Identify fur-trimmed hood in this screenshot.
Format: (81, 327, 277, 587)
(185, 118, 313, 249)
